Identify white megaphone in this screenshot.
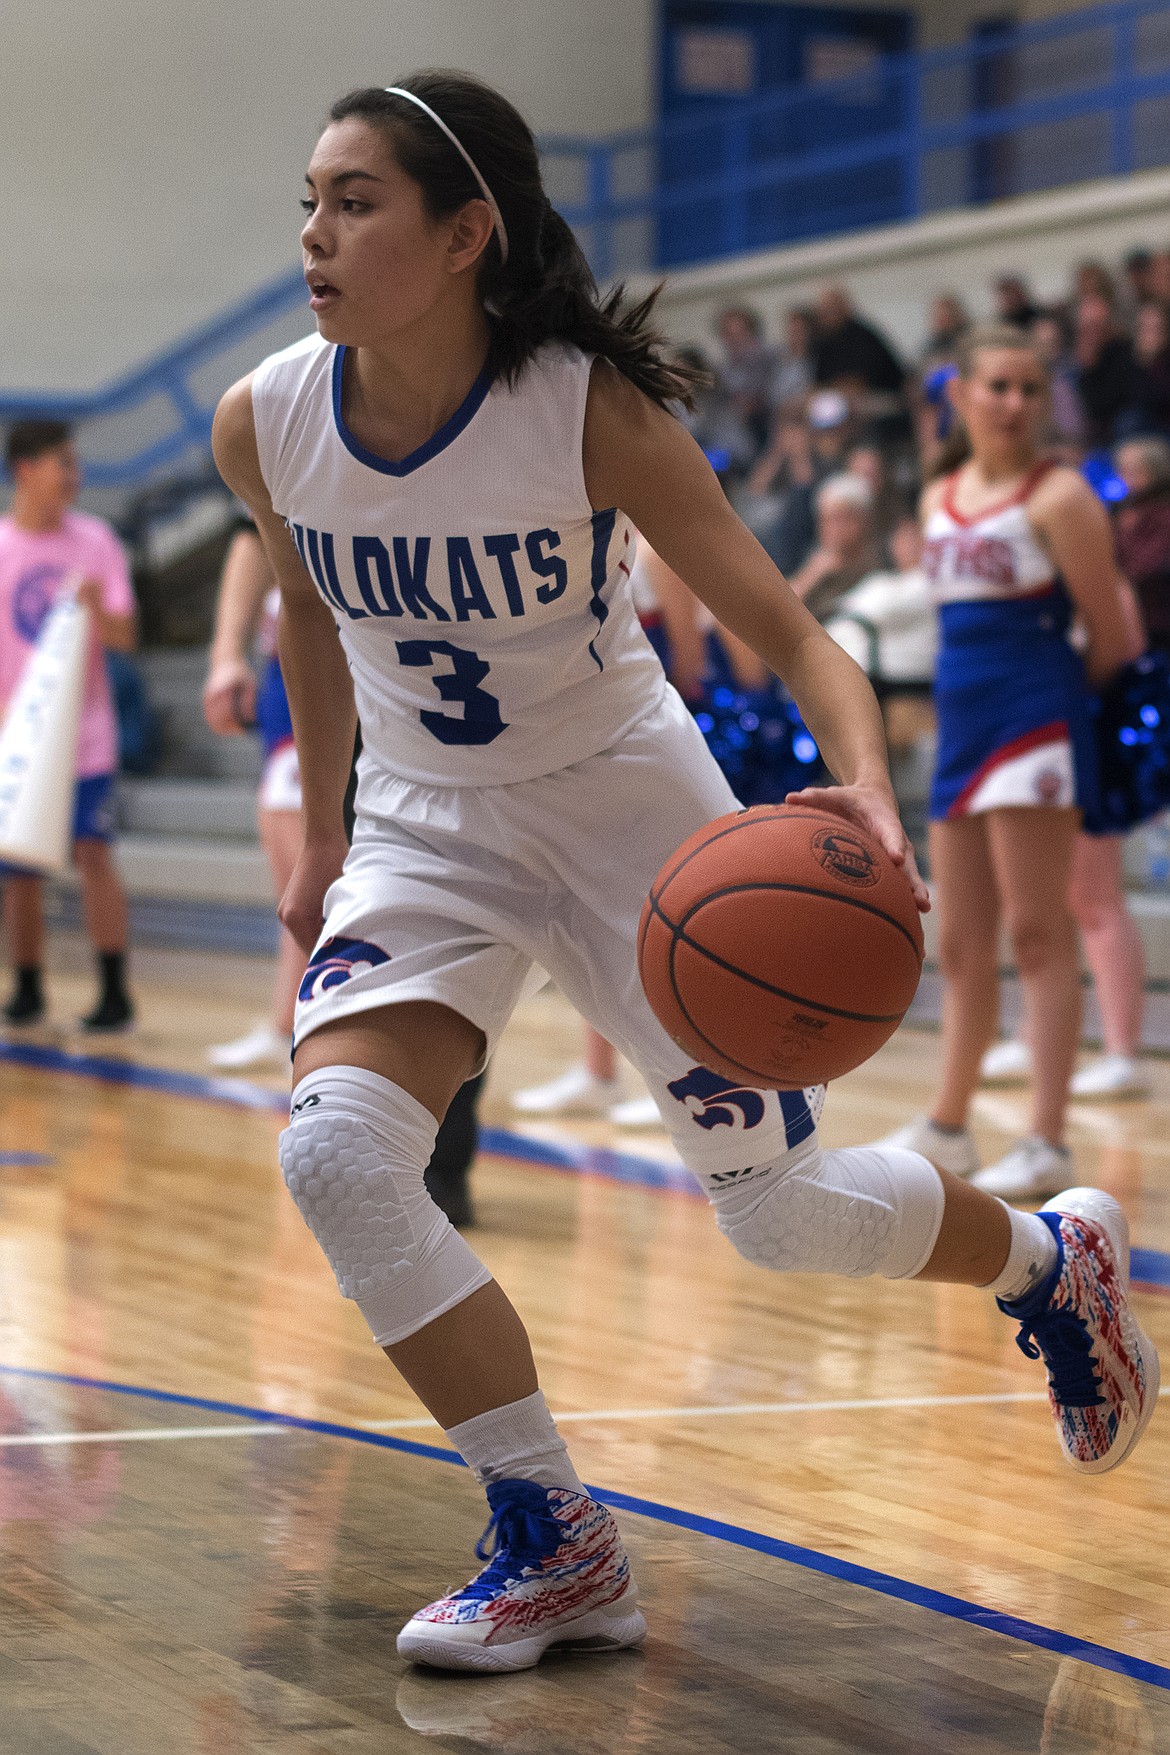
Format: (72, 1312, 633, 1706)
(0, 577, 90, 873)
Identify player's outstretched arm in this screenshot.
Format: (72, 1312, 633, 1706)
(583, 362, 927, 907)
(212, 375, 356, 951)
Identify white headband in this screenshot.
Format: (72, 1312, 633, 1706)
(384, 86, 509, 264)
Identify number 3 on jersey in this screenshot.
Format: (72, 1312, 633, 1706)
(396, 639, 508, 746)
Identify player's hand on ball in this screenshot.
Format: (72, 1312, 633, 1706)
(785, 781, 930, 913)
(203, 659, 257, 734)
(279, 836, 349, 955)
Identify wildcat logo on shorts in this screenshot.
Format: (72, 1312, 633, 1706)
(298, 936, 390, 1003)
(666, 1067, 766, 1131)
(811, 826, 878, 887)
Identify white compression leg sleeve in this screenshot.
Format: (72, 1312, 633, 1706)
(279, 1066, 492, 1346)
(702, 1140, 946, 1281)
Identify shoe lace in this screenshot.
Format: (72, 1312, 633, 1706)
(1014, 1309, 1104, 1408)
(458, 1498, 566, 1601)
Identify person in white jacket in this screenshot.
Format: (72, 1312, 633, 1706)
(824, 515, 937, 692)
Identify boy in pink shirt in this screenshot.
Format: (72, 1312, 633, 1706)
(0, 420, 136, 1029)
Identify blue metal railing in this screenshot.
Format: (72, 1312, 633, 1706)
(0, 267, 310, 490)
(4, 0, 1169, 492)
(544, 0, 1170, 277)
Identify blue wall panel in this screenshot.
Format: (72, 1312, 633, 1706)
(658, 1, 914, 264)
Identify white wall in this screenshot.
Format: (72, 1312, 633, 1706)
(5, 0, 1113, 393)
(4, 0, 655, 392)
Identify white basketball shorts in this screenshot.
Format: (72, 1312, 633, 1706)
(294, 689, 816, 1176)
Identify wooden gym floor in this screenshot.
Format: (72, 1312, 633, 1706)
(1, 930, 1169, 1752)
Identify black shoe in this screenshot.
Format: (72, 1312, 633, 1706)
(80, 992, 135, 1034)
(2, 988, 44, 1026)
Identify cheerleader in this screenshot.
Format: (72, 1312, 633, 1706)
(883, 324, 1139, 1196)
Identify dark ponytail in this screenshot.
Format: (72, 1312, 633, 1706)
(328, 74, 702, 410)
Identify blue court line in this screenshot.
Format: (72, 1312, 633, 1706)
(6, 1038, 1170, 1289)
(478, 1125, 700, 1194)
(0, 1361, 1167, 1695)
(0, 1040, 287, 1112)
(1131, 1247, 1170, 1289)
(6, 1038, 1170, 1291)
(0, 1151, 53, 1167)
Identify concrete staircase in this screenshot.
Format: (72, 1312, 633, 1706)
(115, 647, 271, 904)
(112, 776, 271, 903)
(137, 648, 263, 782)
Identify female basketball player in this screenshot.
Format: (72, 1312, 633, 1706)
(884, 324, 1141, 1196)
(213, 78, 1157, 1674)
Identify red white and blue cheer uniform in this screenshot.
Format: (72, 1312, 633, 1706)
(923, 463, 1099, 822)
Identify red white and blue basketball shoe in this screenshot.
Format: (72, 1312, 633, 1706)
(396, 1480, 646, 1672)
(998, 1188, 1159, 1473)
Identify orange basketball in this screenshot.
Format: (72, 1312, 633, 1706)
(638, 805, 924, 1089)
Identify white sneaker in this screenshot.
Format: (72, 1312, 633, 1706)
(510, 1064, 621, 1117)
(997, 1187, 1159, 1473)
(609, 1093, 663, 1128)
(971, 1136, 1073, 1201)
(207, 1023, 292, 1070)
(1069, 1054, 1149, 1100)
(396, 1481, 645, 1673)
(980, 1038, 1031, 1084)
(876, 1115, 980, 1178)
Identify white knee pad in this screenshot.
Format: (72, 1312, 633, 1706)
(703, 1142, 945, 1281)
(279, 1066, 492, 1346)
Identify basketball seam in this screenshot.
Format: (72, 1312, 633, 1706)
(671, 879, 923, 958)
(646, 893, 909, 1025)
(653, 808, 841, 898)
(665, 912, 784, 1086)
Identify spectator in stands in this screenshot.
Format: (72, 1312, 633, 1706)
(824, 514, 936, 698)
(805, 388, 857, 472)
(1113, 436, 1170, 651)
(1030, 311, 1085, 449)
(844, 442, 907, 551)
(1119, 301, 1170, 440)
(743, 389, 857, 574)
(676, 344, 757, 480)
(768, 306, 816, 416)
(1122, 247, 1156, 316)
(1074, 261, 1118, 309)
(811, 285, 904, 399)
(1075, 293, 1136, 448)
(920, 293, 970, 371)
(714, 305, 777, 453)
(1148, 249, 1170, 307)
(0, 419, 136, 1031)
(994, 273, 1040, 330)
(787, 472, 879, 623)
(744, 411, 810, 504)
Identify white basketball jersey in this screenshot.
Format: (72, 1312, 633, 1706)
(251, 335, 665, 796)
(922, 466, 1058, 606)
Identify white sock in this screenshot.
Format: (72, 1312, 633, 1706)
(986, 1202, 1059, 1301)
(445, 1390, 586, 1495)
